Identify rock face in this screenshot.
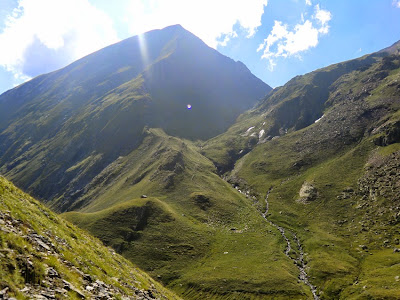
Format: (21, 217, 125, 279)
(298, 182, 318, 203)
(358, 151, 400, 203)
(357, 150, 400, 229)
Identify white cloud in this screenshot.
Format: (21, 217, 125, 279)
(0, 0, 118, 85)
(305, 0, 312, 6)
(393, 0, 400, 8)
(125, 0, 268, 48)
(258, 3, 331, 70)
(314, 4, 331, 29)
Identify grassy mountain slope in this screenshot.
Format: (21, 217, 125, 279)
(202, 46, 400, 298)
(0, 24, 270, 210)
(2, 24, 400, 300)
(0, 175, 179, 299)
(63, 128, 312, 299)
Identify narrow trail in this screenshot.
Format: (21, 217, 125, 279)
(231, 183, 319, 300)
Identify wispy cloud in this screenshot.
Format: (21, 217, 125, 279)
(0, 0, 118, 85)
(125, 0, 268, 48)
(305, 0, 312, 6)
(257, 3, 331, 70)
(393, 0, 400, 8)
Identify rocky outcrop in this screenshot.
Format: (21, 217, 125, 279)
(0, 211, 160, 300)
(0, 175, 178, 299)
(354, 151, 400, 248)
(358, 151, 400, 205)
(373, 120, 400, 146)
(297, 182, 318, 203)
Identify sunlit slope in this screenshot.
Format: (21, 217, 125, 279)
(203, 47, 400, 298)
(0, 176, 180, 299)
(63, 128, 312, 299)
(202, 52, 383, 172)
(0, 24, 270, 210)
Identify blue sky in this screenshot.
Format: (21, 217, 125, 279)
(0, 0, 400, 94)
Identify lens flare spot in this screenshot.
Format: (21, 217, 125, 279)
(187, 104, 192, 110)
(138, 33, 149, 67)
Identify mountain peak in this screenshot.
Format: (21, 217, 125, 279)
(144, 24, 189, 39)
(163, 24, 185, 30)
(0, 24, 270, 203)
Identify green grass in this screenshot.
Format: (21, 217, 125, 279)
(60, 54, 400, 298)
(200, 52, 400, 299)
(61, 128, 311, 299)
(378, 142, 400, 156)
(216, 124, 400, 299)
(2, 31, 400, 300)
(340, 249, 400, 299)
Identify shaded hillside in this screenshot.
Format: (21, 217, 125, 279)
(0, 176, 179, 299)
(0, 25, 270, 206)
(203, 43, 400, 298)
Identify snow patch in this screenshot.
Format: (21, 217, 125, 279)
(259, 129, 265, 139)
(245, 126, 255, 134)
(314, 115, 324, 123)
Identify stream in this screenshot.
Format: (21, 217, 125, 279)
(232, 184, 319, 300)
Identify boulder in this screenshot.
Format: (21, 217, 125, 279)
(297, 182, 318, 203)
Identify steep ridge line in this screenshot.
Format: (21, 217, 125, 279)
(227, 181, 319, 300)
